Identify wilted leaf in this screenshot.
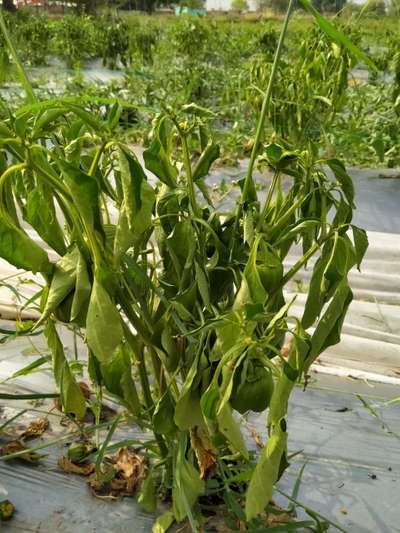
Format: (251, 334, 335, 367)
(19, 417, 49, 440)
(86, 277, 123, 363)
(58, 456, 95, 476)
(190, 427, 217, 480)
(138, 470, 157, 513)
(152, 511, 175, 533)
(246, 420, 288, 520)
(0, 440, 44, 463)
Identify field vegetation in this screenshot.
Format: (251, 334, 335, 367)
(0, 8, 399, 168)
(0, 2, 398, 531)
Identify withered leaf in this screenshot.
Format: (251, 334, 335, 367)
(88, 447, 147, 498)
(114, 447, 147, 480)
(190, 427, 217, 480)
(20, 417, 49, 440)
(58, 456, 95, 476)
(0, 440, 44, 463)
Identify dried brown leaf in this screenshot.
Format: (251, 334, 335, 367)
(58, 456, 95, 476)
(78, 382, 91, 400)
(113, 447, 147, 483)
(88, 448, 147, 498)
(190, 427, 217, 480)
(20, 417, 49, 440)
(0, 440, 43, 463)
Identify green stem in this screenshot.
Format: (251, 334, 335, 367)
(241, 0, 295, 204)
(229, 0, 295, 258)
(256, 169, 280, 231)
(0, 12, 36, 103)
(280, 241, 320, 286)
(181, 130, 201, 218)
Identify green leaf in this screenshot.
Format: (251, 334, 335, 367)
(195, 261, 210, 308)
(275, 219, 320, 246)
(143, 118, 177, 188)
(39, 246, 79, 324)
(326, 159, 355, 207)
(101, 345, 140, 415)
(321, 234, 348, 293)
(86, 277, 123, 363)
(299, 0, 377, 72)
(152, 511, 174, 533)
(8, 356, 48, 379)
(181, 103, 216, 117)
(118, 146, 155, 236)
(351, 225, 368, 271)
(44, 320, 86, 419)
(172, 436, 204, 522)
(246, 419, 288, 520)
(192, 141, 220, 182)
(306, 279, 353, 369)
(153, 393, 177, 435)
(138, 470, 157, 513)
(175, 354, 204, 430)
(58, 160, 103, 237)
(217, 403, 248, 459)
(0, 213, 52, 274)
(25, 187, 66, 256)
(70, 250, 91, 323)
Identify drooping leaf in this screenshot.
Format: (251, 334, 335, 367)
(70, 250, 91, 323)
(172, 436, 204, 522)
(351, 225, 368, 271)
(194, 261, 210, 308)
(192, 141, 220, 182)
(118, 146, 155, 236)
(44, 320, 86, 419)
(153, 392, 177, 435)
(86, 277, 123, 363)
(326, 158, 355, 207)
(245, 419, 288, 520)
(217, 403, 248, 459)
(306, 279, 353, 369)
(138, 470, 157, 513)
(39, 246, 79, 324)
(101, 345, 140, 416)
(58, 160, 104, 238)
(25, 187, 66, 256)
(0, 213, 52, 274)
(175, 354, 204, 430)
(143, 118, 177, 187)
(152, 511, 174, 533)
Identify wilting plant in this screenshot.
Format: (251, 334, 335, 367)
(0, 2, 372, 530)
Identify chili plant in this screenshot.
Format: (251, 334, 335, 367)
(0, 3, 371, 530)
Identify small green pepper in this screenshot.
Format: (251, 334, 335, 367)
(231, 360, 274, 414)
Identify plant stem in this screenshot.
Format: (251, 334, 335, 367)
(241, 0, 295, 204)
(229, 0, 295, 258)
(0, 12, 36, 103)
(256, 169, 280, 231)
(280, 240, 321, 286)
(181, 131, 202, 218)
